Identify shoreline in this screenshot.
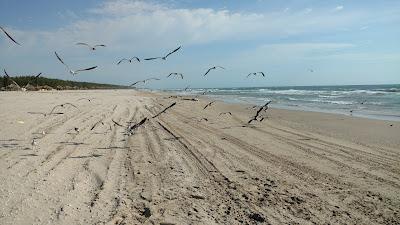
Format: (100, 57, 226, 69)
(1, 89, 399, 224)
(157, 89, 400, 122)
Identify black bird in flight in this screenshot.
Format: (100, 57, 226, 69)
(55, 51, 97, 75)
(219, 112, 232, 116)
(48, 103, 78, 116)
(152, 102, 177, 118)
(0, 26, 21, 45)
(203, 66, 225, 76)
(144, 46, 181, 61)
(3, 69, 21, 88)
(117, 57, 140, 65)
(203, 101, 215, 110)
(167, 73, 183, 79)
(248, 101, 271, 124)
(77, 98, 93, 102)
(247, 72, 265, 78)
(76, 42, 106, 51)
(130, 78, 160, 86)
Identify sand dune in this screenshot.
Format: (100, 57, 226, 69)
(0, 90, 399, 225)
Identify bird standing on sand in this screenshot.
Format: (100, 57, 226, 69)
(203, 66, 225, 76)
(0, 26, 21, 45)
(203, 101, 215, 110)
(55, 52, 97, 75)
(74, 127, 80, 134)
(76, 42, 106, 51)
(31, 139, 37, 150)
(117, 57, 140, 65)
(247, 72, 265, 78)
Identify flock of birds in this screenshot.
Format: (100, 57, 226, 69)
(1, 26, 267, 88)
(2, 25, 285, 150)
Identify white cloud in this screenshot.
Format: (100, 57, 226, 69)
(333, 5, 344, 12)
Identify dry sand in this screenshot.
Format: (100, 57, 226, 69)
(0, 90, 399, 225)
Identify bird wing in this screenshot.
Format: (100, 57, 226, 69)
(217, 66, 225, 69)
(91, 120, 104, 130)
(63, 103, 79, 109)
(48, 105, 63, 115)
(203, 68, 213, 76)
(94, 44, 106, 47)
(164, 46, 181, 59)
(0, 26, 21, 45)
(112, 119, 124, 127)
(117, 58, 128, 65)
(144, 57, 161, 61)
(246, 73, 253, 78)
(259, 72, 265, 77)
(167, 73, 174, 78)
(35, 72, 42, 78)
(130, 80, 144, 86)
(54, 52, 70, 70)
(4, 69, 9, 77)
(76, 42, 91, 48)
(179, 73, 184, 79)
(203, 101, 214, 110)
(132, 57, 140, 62)
(75, 66, 97, 72)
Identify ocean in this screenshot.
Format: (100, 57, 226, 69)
(168, 84, 400, 121)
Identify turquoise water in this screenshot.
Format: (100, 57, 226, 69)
(170, 84, 400, 121)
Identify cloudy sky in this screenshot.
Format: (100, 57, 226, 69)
(1, 0, 399, 88)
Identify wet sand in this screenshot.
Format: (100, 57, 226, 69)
(0, 89, 399, 225)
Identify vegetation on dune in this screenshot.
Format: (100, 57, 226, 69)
(0, 76, 128, 90)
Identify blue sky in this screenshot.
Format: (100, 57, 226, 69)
(1, 0, 399, 88)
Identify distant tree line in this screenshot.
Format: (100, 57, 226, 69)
(0, 76, 129, 90)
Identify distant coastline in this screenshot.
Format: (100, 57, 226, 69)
(0, 76, 128, 91)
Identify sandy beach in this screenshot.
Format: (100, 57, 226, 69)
(0, 89, 399, 225)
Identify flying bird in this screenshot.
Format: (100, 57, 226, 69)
(55, 51, 97, 75)
(144, 46, 181, 61)
(203, 66, 225, 76)
(167, 73, 183, 79)
(76, 42, 106, 51)
(117, 57, 140, 65)
(247, 72, 265, 78)
(130, 78, 160, 86)
(77, 98, 93, 102)
(0, 26, 21, 45)
(3, 69, 21, 88)
(152, 102, 177, 118)
(203, 101, 215, 110)
(219, 112, 232, 116)
(48, 103, 78, 116)
(248, 101, 271, 124)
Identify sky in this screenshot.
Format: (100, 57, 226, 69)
(0, 0, 399, 89)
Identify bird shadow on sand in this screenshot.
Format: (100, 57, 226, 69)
(20, 153, 38, 157)
(58, 141, 87, 146)
(0, 139, 23, 142)
(220, 125, 256, 129)
(163, 137, 182, 141)
(96, 146, 128, 150)
(69, 154, 103, 159)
